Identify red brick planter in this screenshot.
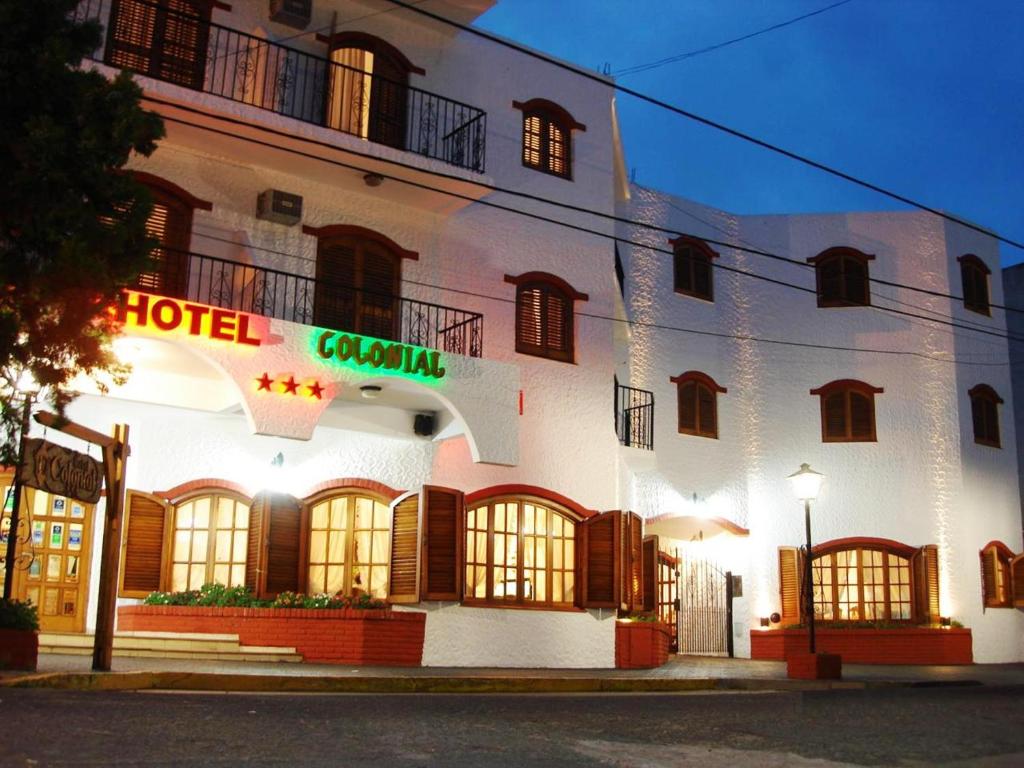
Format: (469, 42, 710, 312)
(118, 605, 426, 666)
(0, 628, 39, 671)
(786, 651, 842, 680)
(751, 627, 973, 665)
(615, 620, 671, 669)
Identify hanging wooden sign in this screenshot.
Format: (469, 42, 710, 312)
(19, 438, 103, 504)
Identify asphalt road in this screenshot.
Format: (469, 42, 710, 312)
(2, 686, 1023, 767)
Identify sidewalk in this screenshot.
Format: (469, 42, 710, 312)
(4, 653, 1024, 694)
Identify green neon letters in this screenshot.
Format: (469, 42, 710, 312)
(316, 331, 446, 379)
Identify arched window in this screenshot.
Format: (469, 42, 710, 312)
(505, 272, 588, 363)
(670, 236, 718, 301)
(810, 379, 883, 442)
(969, 384, 1003, 447)
(980, 541, 1014, 608)
(306, 491, 391, 599)
(812, 542, 913, 621)
(959, 254, 991, 315)
(132, 172, 211, 299)
(670, 371, 726, 439)
(465, 497, 578, 607)
(513, 98, 585, 180)
(106, 0, 212, 90)
(169, 491, 250, 592)
(304, 224, 418, 341)
(808, 247, 873, 307)
(324, 32, 422, 150)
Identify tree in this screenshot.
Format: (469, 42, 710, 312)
(0, 0, 164, 464)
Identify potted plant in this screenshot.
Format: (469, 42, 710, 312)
(0, 599, 39, 671)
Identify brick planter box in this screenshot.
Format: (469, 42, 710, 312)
(786, 651, 842, 680)
(118, 605, 426, 666)
(750, 627, 973, 665)
(0, 628, 38, 671)
(615, 620, 671, 669)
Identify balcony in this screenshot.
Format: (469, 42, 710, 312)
(74, 0, 487, 173)
(615, 382, 654, 450)
(141, 249, 483, 358)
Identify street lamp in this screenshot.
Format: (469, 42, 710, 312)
(788, 462, 823, 654)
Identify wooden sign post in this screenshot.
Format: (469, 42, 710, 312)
(34, 412, 129, 672)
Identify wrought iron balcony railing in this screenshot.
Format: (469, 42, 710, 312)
(615, 382, 654, 450)
(74, 0, 487, 172)
(139, 249, 483, 358)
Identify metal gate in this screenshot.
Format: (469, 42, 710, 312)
(678, 553, 733, 657)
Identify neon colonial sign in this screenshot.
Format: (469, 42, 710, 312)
(116, 291, 447, 380)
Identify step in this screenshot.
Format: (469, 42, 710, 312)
(38, 632, 302, 663)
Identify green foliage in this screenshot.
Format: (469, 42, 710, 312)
(0, 0, 165, 463)
(143, 585, 387, 610)
(0, 598, 40, 631)
(781, 620, 964, 630)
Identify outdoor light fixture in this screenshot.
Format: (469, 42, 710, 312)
(760, 617, 770, 628)
(363, 172, 384, 187)
(788, 463, 824, 655)
(270, 452, 284, 468)
(770, 612, 781, 624)
(940, 616, 952, 627)
(360, 384, 383, 399)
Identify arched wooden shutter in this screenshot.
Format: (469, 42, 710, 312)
(980, 548, 997, 607)
(581, 511, 621, 608)
(849, 391, 873, 439)
(697, 384, 716, 437)
(388, 492, 421, 603)
(693, 254, 711, 298)
(244, 496, 265, 596)
(818, 256, 842, 303)
(421, 486, 462, 601)
(844, 257, 868, 304)
(642, 535, 658, 613)
(136, 188, 193, 299)
(368, 53, 408, 150)
(314, 238, 358, 331)
(1011, 554, 1024, 608)
(912, 544, 940, 623)
(778, 546, 802, 623)
(824, 392, 845, 439)
(678, 381, 696, 431)
(119, 491, 170, 598)
(249, 492, 303, 598)
(358, 244, 400, 341)
(543, 288, 571, 356)
(515, 283, 572, 362)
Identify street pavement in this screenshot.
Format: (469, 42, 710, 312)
(1, 685, 1023, 766)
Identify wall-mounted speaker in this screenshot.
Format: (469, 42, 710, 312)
(413, 413, 435, 437)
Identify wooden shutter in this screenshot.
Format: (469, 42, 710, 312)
(1011, 554, 1024, 608)
(314, 238, 357, 331)
(250, 492, 303, 597)
(420, 486, 462, 601)
(523, 114, 542, 167)
(673, 248, 692, 293)
(844, 257, 868, 305)
(697, 384, 716, 437)
(245, 494, 265, 596)
(358, 245, 400, 341)
(547, 119, 568, 176)
(106, 0, 209, 90)
(849, 391, 874, 439)
(823, 392, 846, 439)
(693, 254, 712, 299)
(818, 257, 842, 303)
(516, 286, 543, 350)
(581, 511, 621, 608)
(980, 548, 997, 607)
(543, 289, 571, 356)
(642, 535, 658, 613)
(622, 512, 643, 611)
(778, 546, 802, 623)
(912, 544, 940, 623)
(119, 490, 170, 598)
(106, 0, 159, 74)
(367, 52, 408, 150)
(678, 381, 696, 432)
(388, 492, 420, 603)
(137, 189, 193, 299)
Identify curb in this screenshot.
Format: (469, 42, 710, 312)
(0, 671, 985, 694)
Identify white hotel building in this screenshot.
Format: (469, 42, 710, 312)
(2, 0, 1021, 667)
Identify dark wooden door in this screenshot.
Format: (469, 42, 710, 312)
(314, 235, 400, 340)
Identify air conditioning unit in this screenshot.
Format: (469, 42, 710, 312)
(256, 189, 303, 226)
(269, 0, 312, 30)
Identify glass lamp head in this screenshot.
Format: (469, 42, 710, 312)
(788, 463, 823, 501)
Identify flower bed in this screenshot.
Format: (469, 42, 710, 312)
(750, 627, 973, 665)
(615, 620, 671, 669)
(118, 605, 426, 666)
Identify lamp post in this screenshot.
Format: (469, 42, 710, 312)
(788, 462, 823, 654)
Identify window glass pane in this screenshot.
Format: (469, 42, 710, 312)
(191, 530, 208, 563)
(213, 563, 229, 585)
(172, 563, 188, 592)
(193, 497, 210, 529)
(173, 530, 191, 561)
(311, 502, 328, 530)
(189, 563, 205, 589)
(216, 497, 233, 528)
(215, 530, 231, 562)
(310, 530, 327, 563)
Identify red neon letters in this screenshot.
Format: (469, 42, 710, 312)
(119, 291, 262, 347)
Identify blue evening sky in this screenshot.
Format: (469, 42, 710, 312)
(477, 1, 1024, 266)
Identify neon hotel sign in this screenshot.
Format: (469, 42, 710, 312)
(118, 291, 446, 380)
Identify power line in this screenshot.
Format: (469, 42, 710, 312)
(142, 95, 1024, 322)
(614, 0, 856, 76)
(382, 0, 1024, 252)
(145, 104, 1017, 355)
